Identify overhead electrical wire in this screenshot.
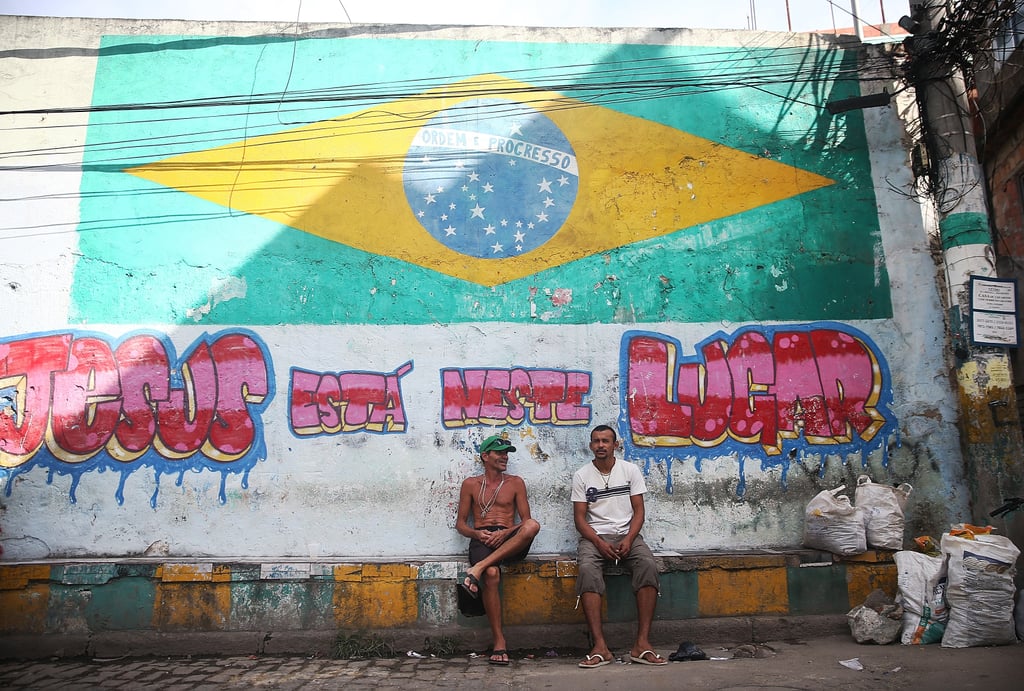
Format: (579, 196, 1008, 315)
(898, 0, 1022, 209)
(0, 45, 889, 169)
(1, 45, 885, 117)
(0, 12, 907, 239)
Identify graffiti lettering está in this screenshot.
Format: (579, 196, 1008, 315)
(289, 362, 413, 436)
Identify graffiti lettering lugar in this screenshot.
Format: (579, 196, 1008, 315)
(622, 324, 892, 461)
(441, 367, 591, 428)
(0, 330, 273, 503)
(289, 362, 413, 436)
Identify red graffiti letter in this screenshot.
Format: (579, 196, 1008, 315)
(479, 369, 512, 424)
(442, 369, 486, 427)
(365, 363, 411, 432)
(155, 343, 216, 457)
(110, 335, 170, 461)
(773, 331, 829, 437)
(726, 331, 779, 453)
(50, 337, 121, 461)
(555, 372, 591, 423)
(0, 334, 71, 466)
(290, 369, 333, 435)
(625, 336, 692, 439)
(677, 341, 732, 445)
(526, 370, 568, 423)
(205, 334, 268, 460)
(810, 329, 884, 441)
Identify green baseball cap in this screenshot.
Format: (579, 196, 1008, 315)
(480, 435, 516, 453)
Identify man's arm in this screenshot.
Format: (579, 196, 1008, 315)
(512, 475, 532, 523)
(574, 501, 619, 561)
(454, 479, 480, 541)
(614, 493, 646, 557)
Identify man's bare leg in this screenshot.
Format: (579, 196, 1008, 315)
(463, 518, 540, 591)
(629, 585, 665, 663)
(462, 519, 539, 664)
(579, 591, 613, 667)
(480, 566, 507, 663)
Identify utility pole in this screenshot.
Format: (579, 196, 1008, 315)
(912, 0, 1024, 554)
(851, 0, 865, 41)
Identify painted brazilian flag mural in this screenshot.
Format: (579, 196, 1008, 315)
(6, 23, 935, 560)
(72, 35, 887, 325)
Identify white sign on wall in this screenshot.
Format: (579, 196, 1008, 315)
(970, 276, 1019, 347)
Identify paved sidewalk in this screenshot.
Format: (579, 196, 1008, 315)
(1, 635, 1023, 690)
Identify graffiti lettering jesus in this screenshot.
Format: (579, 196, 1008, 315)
(622, 324, 893, 461)
(0, 330, 273, 502)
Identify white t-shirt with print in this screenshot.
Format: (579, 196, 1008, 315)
(571, 459, 647, 536)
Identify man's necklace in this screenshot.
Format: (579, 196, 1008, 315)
(596, 461, 615, 490)
(479, 474, 505, 516)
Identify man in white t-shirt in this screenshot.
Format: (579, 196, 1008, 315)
(571, 424, 666, 669)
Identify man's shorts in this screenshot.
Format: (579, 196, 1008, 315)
(576, 533, 660, 595)
(468, 525, 533, 567)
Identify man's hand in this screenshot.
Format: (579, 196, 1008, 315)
(593, 537, 619, 561)
(478, 529, 508, 548)
(612, 537, 633, 559)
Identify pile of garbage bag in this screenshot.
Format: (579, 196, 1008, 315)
(801, 480, 1021, 647)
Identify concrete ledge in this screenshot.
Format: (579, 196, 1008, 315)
(0, 549, 894, 654)
(0, 634, 93, 659)
(0, 615, 851, 659)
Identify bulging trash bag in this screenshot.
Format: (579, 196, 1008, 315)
(803, 485, 866, 556)
(855, 475, 912, 550)
(941, 531, 1019, 648)
(894, 550, 948, 644)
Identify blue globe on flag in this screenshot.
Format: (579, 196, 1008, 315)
(403, 98, 579, 259)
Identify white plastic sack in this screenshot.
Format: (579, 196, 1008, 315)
(802, 485, 866, 556)
(941, 532, 1020, 648)
(855, 475, 912, 550)
(894, 550, 948, 644)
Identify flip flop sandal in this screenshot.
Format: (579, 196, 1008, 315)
(629, 650, 668, 665)
(458, 573, 481, 599)
(488, 649, 510, 666)
(578, 653, 613, 668)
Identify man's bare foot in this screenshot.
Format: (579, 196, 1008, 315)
(578, 649, 614, 668)
(628, 649, 667, 665)
(459, 573, 481, 598)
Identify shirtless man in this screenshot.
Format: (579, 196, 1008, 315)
(455, 435, 541, 665)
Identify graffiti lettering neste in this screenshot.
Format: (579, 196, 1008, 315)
(0, 330, 274, 504)
(621, 324, 895, 491)
(289, 362, 413, 436)
(441, 367, 592, 428)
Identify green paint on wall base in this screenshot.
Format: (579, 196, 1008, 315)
(786, 565, 850, 615)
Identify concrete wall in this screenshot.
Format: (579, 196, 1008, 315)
(977, 37, 1024, 394)
(1, 17, 968, 564)
(0, 550, 894, 656)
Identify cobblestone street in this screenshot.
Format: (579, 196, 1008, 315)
(2, 636, 1023, 690)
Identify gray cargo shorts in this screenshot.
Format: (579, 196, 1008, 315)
(576, 533, 660, 595)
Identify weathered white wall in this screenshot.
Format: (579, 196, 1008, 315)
(0, 17, 968, 560)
